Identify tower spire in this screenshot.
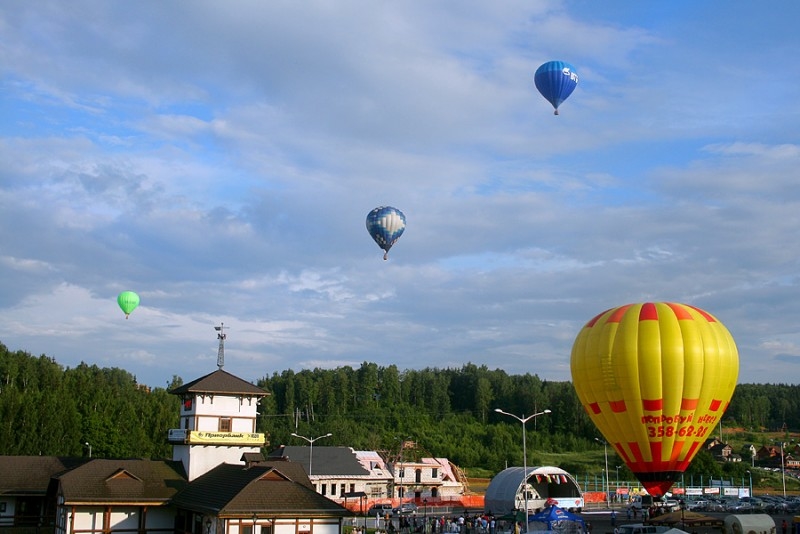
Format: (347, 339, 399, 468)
(214, 323, 226, 369)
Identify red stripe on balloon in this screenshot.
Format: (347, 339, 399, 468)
(666, 302, 693, 320)
(677, 441, 701, 471)
(709, 399, 722, 411)
(639, 302, 658, 321)
(589, 402, 601, 414)
(617, 445, 633, 465)
(687, 305, 716, 322)
(629, 441, 644, 465)
(585, 311, 608, 327)
(642, 398, 662, 411)
(669, 441, 684, 462)
(651, 441, 663, 464)
(608, 304, 633, 323)
(610, 400, 627, 412)
(681, 398, 698, 410)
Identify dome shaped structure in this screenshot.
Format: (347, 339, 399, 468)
(484, 466, 583, 515)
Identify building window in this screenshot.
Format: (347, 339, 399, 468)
(350, 483, 355, 493)
(432, 468, 438, 478)
(183, 397, 193, 411)
(321, 484, 327, 496)
(331, 484, 337, 495)
(219, 418, 231, 432)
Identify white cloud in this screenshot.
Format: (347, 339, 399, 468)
(1, 1, 799, 387)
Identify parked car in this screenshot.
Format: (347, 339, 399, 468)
(368, 504, 394, 516)
(617, 525, 670, 534)
(393, 503, 418, 515)
(688, 500, 709, 511)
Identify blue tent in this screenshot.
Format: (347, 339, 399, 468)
(528, 505, 585, 531)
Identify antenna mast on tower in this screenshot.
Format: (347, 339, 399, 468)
(214, 323, 226, 369)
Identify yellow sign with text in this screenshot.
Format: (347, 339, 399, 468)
(188, 431, 265, 445)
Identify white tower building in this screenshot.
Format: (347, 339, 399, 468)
(167, 325, 268, 481)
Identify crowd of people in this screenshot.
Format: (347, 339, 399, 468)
(370, 512, 506, 534)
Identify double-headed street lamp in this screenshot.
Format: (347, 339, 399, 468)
(291, 432, 332, 476)
(595, 438, 609, 507)
(494, 408, 552, 533)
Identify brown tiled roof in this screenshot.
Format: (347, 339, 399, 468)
(169, 369, 269, 397)
(58, 459, 187, 504)
(172, 462, 351, 518)
(0, 456, 89, 496)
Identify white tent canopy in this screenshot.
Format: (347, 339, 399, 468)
(484, 466, 583, 515)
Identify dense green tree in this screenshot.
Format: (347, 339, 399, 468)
(1, 339, 799, 486)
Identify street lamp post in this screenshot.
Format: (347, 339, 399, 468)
(679, 499, 686, 531)
(595, 438, 609, 507)
(291, 432, 332, 476)
(616, 466, 621, 489)
(781, 442, 787, 499)
(494, 408, 552, 534)
(746, 470, 753, 498)
(395, 437, 411, 504)
(84, 442, 92, 458)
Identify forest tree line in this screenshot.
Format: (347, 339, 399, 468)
(1, 341, 798, 479)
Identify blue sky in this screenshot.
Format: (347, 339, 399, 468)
(2, 1, 800, 388)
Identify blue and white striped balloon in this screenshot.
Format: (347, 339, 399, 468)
(366, 206, 406, 260)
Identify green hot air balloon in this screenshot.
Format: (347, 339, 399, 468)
(117, 291, 140, 319)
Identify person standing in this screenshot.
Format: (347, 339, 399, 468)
(610, 510, 617, 527)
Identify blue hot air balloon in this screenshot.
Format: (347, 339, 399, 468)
(534, 60, 578, 115)
(366, 206, 406, 260)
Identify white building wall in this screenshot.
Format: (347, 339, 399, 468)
(73, 507, 104, 531)
(64, 506, 177, 534)
(179, 395, 257, 433)
(192, 415, 255, 433)
(109, 509, 139, 530)
(177, 445, 260, 481)
(195, 395, 258, 416)
(227, 519, 340, 534)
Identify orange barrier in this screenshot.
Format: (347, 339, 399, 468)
(341, 496, 486, 513)
(583, 492, 606, 504)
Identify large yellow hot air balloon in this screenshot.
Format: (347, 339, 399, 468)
(570, 302, 738, 497)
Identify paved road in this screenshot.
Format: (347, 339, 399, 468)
(579, 508, 796, 534)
